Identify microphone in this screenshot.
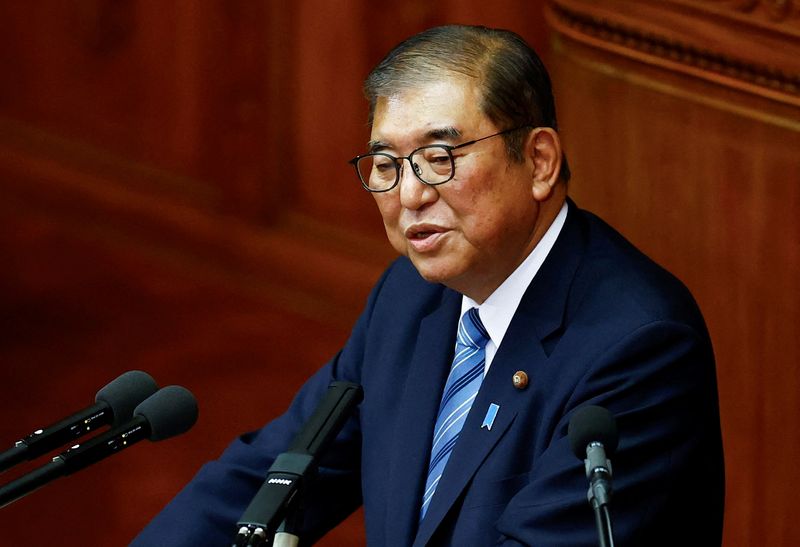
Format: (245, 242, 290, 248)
(0, 370, 159, 473)
(569, 405, 618, 507)
(233, 381, 363, 547)
(568, 405, 619, 547)
(0, 385, 198, 509)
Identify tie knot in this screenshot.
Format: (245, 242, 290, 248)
(458, 308, 490, 349)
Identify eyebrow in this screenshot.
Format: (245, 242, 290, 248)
(367, 126, 463, 153)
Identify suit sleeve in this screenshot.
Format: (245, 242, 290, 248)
(129, 264, 396, 547)
(494, 320, 724, 546)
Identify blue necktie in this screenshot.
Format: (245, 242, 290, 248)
(420, 307, 490, 520)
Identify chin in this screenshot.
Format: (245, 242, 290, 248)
(408, 256, 459, 286)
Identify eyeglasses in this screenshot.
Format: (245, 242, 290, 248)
(348, 126, 531, 192)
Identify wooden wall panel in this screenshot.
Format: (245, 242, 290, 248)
(547, 1, 800, 545)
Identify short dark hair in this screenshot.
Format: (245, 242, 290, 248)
(364, 25, 570, 182)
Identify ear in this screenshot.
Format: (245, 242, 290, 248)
(525, 127, 563, 202)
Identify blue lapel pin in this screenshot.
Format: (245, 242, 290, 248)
(481, 403, 500, 431)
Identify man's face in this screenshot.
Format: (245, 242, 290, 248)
(369, 76, 544, 302)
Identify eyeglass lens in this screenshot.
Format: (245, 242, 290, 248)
(356, 145, 454, 191)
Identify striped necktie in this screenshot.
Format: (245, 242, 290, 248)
(420, 307, 490, 520)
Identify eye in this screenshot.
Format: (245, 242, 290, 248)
(420, 147, 452, 164)
(373, 155, 396, 172)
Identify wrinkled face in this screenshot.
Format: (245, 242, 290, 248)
(369, 77, 543, 302)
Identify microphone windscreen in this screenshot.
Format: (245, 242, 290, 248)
(135, 386, 198, 441)
(568, 405, 618, 459)
(95, 370, 159, 427)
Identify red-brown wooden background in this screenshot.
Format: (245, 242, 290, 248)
(1, 1, 798, 545)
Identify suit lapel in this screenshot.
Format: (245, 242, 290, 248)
(518, 198, 585, 346)
(412, 200, 586, 546)
(384, 289, 461, 546)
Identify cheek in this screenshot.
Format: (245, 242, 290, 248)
(457, 190, 532, 247)
(448, 175, 509, 240)
(373, 195, 406, 250)
(374, 195, 399, 229)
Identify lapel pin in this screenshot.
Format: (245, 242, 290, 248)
(512, 370, 529, 390)
(481, 403, 500, 431)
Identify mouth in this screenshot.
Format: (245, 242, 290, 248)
(409, 229, 437, 240)
(405, 223, 445, 238)
(404, 224, 449, 252)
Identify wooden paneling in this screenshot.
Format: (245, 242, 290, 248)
(548, 0, 800, 105)
(547, 1, 800, 545)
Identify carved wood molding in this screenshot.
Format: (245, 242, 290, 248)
(682, 0, 800, 25)
(546, 0, 800, 107)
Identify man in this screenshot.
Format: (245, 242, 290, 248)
(133, 25, 724, 546)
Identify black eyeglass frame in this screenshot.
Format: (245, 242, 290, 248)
(348, 125, 533, 193)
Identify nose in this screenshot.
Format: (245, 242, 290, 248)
(398, 159, 438, 210)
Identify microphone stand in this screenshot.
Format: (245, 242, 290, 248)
(273, 503, 303, 547)
(233, 452, 313, 546)
(591, 499, 614, 547)
(585, 442, 615, 547)
(232, 382, 363, 547)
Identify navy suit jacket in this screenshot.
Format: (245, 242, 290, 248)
(132, 201, 724, 546)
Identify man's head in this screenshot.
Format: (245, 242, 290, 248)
(364, 25, 569, 180)
(357, 25, 568, 302)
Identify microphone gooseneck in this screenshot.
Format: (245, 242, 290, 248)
(568, 405, 619, 547)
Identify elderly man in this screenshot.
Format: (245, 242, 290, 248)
(133, 25, 724, 546)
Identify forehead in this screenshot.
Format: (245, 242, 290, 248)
(370, 77, 493, 145)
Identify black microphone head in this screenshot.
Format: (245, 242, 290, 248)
(568, 405, 618, 459)
(134, 385, 198, 441)
(95, 370, 159, 427)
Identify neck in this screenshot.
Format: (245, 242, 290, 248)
(458, 187, 568, 303)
